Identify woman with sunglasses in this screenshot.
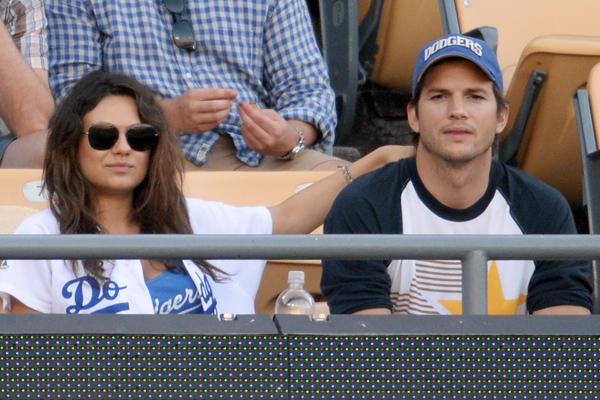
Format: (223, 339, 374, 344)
(0, 71, 402, 315)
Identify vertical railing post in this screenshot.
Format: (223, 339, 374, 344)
(462, 250, 488, 315)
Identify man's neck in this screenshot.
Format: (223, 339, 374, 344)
(415, 149, 493, 210)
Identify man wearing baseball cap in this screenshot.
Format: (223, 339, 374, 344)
(321, 34, 592, 316)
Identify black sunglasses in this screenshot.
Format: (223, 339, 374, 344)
(164, 0, 197, 51)
(84, 123, 159, 152)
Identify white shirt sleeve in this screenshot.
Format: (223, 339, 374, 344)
(0, 210, 58, 313)
(185, 198, 272, 314)
(185, 198, 272, 236)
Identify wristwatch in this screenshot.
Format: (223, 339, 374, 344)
(279, 126, 305, 161)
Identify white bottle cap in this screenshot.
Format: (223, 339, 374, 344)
(288, 270, 305, 284)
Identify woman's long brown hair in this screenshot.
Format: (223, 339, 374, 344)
(44, 71, 221, 280)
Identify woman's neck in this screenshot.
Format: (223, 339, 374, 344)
(93, 193, 139, 234)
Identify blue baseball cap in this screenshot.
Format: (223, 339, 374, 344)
(412, 34, 503, 97)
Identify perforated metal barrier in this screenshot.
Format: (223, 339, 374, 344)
(1, 315, 599, 399)
(2, 234, 600, 397)
(278, 315, 600, 399)
(1, 315, 284, 399)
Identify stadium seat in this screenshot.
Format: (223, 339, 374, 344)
(364, 0, 444, 93)
(321, 0, 598, 149)
(0, 169, 43, 313)
(319, 0, 444, 144)
(0, 169, 46, 209)
(442, 0, 600, 204)
(0, 203, 38, 313)
(182, 170, 332, 314)
(449, 0, 600, 88)
(0, 205, 38, 234)
(574, 62, 600, 312)
(498, 35, 600, 206)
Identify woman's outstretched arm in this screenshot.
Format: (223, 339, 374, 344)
(269, 145, 414, 234)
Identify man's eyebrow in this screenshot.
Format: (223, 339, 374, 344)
(423, 87, 450, 94)
(465, 87, 489, 94)
(424, 86, 490, 94)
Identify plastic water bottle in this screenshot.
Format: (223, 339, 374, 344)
(274, 271, 315, 315)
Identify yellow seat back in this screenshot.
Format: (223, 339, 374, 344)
(367, 0, 444, 92)
(589, 63, 600, 145)
(183, 170, 332, 314)
(0, 169, 46, 210)
(502, 35, 600, 205)
(0, 205, 39, 234)
(455, 0, 600, 88)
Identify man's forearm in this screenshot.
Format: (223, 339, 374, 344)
(0, 21, 53, 135)
(288, 119, 318, 147)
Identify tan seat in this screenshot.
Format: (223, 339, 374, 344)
(0, 170, 51, 312)
(0, 169, 46, 209)
(500, 35, 600, 205)
(322, 0, 445, 142)
(364, 0, 598, 96)
(453, 0, 600, 88)
(0, 205, 39, 234)
(589, 64, 600, 149)
(365, 0, 445, 92)
(588, 63, 600, 312)
(363, 2, 600, 204)
(442, 1, 600, 204)
(574, 62, 600, 312)
(183, 170, 333, 314)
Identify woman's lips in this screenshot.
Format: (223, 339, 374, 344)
(106, 163, 133, 172)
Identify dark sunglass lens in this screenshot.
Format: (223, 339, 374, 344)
(164, 0, 184, 13)
(173, 20, 197, 50)
(87, 124, 119, 150)
(126, 124, 159, 151)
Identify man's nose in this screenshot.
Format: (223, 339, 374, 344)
(448, 96, 467, 119)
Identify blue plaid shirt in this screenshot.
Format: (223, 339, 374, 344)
(47, 0, 336, 166)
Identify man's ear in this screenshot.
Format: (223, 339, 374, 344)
(496, 104, 509, 134)
(407, 103, 420, 133)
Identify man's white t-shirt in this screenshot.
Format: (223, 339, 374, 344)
(0, 198, 272, 314)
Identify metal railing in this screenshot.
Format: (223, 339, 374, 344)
(1, 234, 599, 315)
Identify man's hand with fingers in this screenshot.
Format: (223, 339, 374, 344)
(239, 101, 317, 158)
(160, 88, 238, 133)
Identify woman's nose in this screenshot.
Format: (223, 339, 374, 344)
(111, 132, 131, 153)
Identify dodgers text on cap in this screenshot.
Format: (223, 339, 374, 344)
(424, 36, 483, 61)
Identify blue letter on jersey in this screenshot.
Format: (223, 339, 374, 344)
(62, 276, 129, 314)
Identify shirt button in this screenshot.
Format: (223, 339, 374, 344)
(196, 143, 211, 161)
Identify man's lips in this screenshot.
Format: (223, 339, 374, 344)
(443, 126, 474, 135)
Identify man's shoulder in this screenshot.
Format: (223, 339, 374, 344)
(495, 161, 574, 233)
(496, 161, 567, 204)
(326, 158, 412, 233)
